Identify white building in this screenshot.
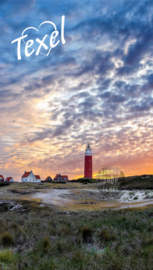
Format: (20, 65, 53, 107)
(21, 171, 41, 183)
(5, 177, 14, 182)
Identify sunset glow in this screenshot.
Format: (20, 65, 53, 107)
(0, 0, 153, 181)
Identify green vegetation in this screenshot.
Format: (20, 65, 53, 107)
(70, 178, 99, 183)
(0, 182, 10, 187)
(0, 204, 152, 269)
(79, 225, 93, 242)
(0, 250, 15, 263)
(118, 174, 153, 189)
(129, 191, 135, 196)
(1, 232, 14, 247)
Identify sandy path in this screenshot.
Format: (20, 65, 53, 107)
(31, 188, 153, 210)
(31, 189, 73, 206)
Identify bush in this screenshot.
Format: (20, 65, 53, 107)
(72, 249, 84, 263)
(55, 239, 72, 253)
(1, 232, 14, 247)
(41, 236, 50, 252)
(0, 250, 14, 263)
(117, 244, 133, 256)
(57, 225, 70, 236)
(80, 225, 93, 242)
(49, 225, 56, 236)
(99, 229, 116, 242)
(11, 222, 18, 230)
(99, 229, 110, 242)
(143, 236, 153, 247)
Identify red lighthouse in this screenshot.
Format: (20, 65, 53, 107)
(84, 143, 92, 178)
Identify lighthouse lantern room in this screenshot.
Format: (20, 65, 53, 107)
(84, 143, 92, 178)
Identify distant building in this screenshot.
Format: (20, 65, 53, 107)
(0, 175, 4, 183)
(62, 175, 69, 181)
(35, 175, 41, 181)
(5, 177, 14, 183)
(21, 171, 41, 182)
(54, 174, 68, 181)
(45, 176, 52, 182)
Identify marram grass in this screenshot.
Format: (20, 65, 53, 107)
(0, 203, 152, 269)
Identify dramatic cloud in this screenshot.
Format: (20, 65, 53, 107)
(0, 0, 153, 180)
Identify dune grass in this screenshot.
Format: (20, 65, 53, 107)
(0, 204, 152, 269)
(1, 232, 14, 247)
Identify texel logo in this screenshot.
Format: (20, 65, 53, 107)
(11, 16, 66, 60)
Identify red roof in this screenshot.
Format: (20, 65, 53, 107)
(35, 175, 41, 179)
(5, 177, 13, 182)
(22, 172, 31, 178)
(62, 175, 69, 180)
(54, 174, 68, 181)
(0, 175, 4, 180)
(45, 176, 51, 181)
(54, 174, 62, 180)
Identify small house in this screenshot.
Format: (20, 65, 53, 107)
(53, 174, 68, 181)
(21, 171, 41, 182)
(45, 176, 52, 182)
(35, 175, 41, 181)
(5, 177, 14, 183)
(61, 175, 69, 181)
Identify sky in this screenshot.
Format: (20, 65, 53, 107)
(0, 0, 153, 181)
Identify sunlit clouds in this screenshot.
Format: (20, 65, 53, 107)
(0, 0, 153, 180)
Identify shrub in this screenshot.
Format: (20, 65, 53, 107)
(99, 229, 116, 242)
(72, 249, 84, 263)
(99, 229, 110, 242)
(148, 223, 153, 232)
(80, 225, 93, 242)
(103, 250, 124, 270)
(143, 236, 153, 247)
(11, 222, 18, 230)
(55, 239, 72, 253)
(117, 244, 133, 256)
(49, 225, 56, 236)
(41, 236, 50, 253)
(129, 192, 135, 196)
(0, 250, 14, 263)
(1, 232, 14, 247)
(57, 225, 70, 236)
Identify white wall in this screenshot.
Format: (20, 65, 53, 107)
(21, 171, 41, 183)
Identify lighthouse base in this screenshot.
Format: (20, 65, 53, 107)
(84, 155, 92, 178)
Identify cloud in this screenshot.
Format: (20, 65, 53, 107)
(0, 0, 153, 180)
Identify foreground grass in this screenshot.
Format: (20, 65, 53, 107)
(0, 205, 153, 270)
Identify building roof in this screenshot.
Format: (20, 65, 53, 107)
(5, 177, 13, 182)
(35, 175, 41, 180)
(54, 174, 68, 180)
(54, 174, 62, 180)
(62, 175, 69, 180)
(22, 171, 31, 178)
(0, 175, 4, 180)
(45, 176, 52, 181)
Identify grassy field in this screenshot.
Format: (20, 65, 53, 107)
(118, 175, 153, 190)
(0, 202, 152, 270)
(0, 181, 153, 212)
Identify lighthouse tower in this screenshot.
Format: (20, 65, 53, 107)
(84, 144, 92, 178)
